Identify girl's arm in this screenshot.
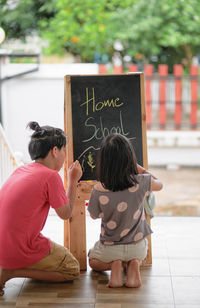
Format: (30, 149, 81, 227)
(137, 164, 158, 179)
(150, 177, 163, 191)
(90, 214, 97, 220)
(87, 186, 101, 220)
(55, 161, 82, 219)
(137, 164, 163, 191)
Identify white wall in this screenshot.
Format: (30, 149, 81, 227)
(2, 63, 99, 162)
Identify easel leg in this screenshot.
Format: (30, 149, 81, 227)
(64, 183, 93, 271)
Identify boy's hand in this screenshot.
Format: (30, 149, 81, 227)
(68, 160, 82, 182)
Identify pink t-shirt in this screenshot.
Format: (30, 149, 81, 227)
(0, 163, 68, 269)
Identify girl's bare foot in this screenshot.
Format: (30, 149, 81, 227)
(125, 259, 142, 288)
(107, 260, 123, 288)
(122, 261, 128, 273)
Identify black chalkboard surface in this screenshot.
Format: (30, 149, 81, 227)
(67, 73, 146, 181)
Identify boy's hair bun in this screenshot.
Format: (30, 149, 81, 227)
(27, 121, 67, 160)
(27, 121, 41, 132)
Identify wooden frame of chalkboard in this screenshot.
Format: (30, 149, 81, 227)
(64, 73, 151, 270)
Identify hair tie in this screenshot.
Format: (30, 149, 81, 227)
(40, 129, 47, 136)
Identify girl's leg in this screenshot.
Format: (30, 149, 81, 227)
(89, 258, 112, 271)
(0, 266, 67, 296)
(125, 259, 142, 288)
(89, 258, 123, 288)
(107, 260, 123, 288)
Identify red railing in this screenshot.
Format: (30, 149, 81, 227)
(99, 64, 200, 130)
(190, 66, 199, 130)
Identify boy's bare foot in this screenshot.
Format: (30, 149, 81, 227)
(0, 267, 5, 296)
(107, 260, 123, 288)
(0, 267, 13, 296)
(125, 259, 142, 288)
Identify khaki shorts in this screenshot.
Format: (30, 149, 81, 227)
(88, 238, 148, 263)
(27, 241, 80, 280)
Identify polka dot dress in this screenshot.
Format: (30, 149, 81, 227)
(88, 174, 152, 245)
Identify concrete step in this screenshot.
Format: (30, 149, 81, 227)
(147, 130, 200, 148)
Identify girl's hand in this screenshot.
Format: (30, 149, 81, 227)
(137, 164, 158, 180)
(68, 160, 83, 183)
(137, 164, 147, 174)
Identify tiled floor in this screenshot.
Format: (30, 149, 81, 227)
(149, 168, 200, 216)
(1, 214, 200, 307)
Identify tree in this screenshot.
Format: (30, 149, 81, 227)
(107, 0, 200, 70)
(0, 0, 57, 40)
(1, 0, 200, 70)
(41, 0, 133, 62)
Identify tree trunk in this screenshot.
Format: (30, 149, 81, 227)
(183, 44, 193, 69)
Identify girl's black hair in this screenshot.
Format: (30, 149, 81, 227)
(27, 121, 67, 160)
(97, 134, 138, 192)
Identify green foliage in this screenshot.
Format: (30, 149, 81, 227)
(1, 0, 200, 69)
(107, 0, 200, 70)
(0, 0, 57, 39)
(42, 0, 200, 68)
(41, 0, 134, 61)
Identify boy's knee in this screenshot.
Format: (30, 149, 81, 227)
(71, 259, 80, 278)
(72, 267, 80, 279)
(63, 256, 80, 280)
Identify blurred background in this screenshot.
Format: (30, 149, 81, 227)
(0, 0, 199, 216)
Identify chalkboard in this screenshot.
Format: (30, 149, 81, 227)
(65, 73, 146, 181)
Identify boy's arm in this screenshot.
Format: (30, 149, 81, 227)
(55, 161, 82, 220)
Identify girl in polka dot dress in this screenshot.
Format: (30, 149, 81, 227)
(87, 134, 163, 288)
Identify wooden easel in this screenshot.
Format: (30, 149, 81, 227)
(64, 74, 151, 270)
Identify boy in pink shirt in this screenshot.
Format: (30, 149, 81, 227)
(0, 121, 82, 296)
